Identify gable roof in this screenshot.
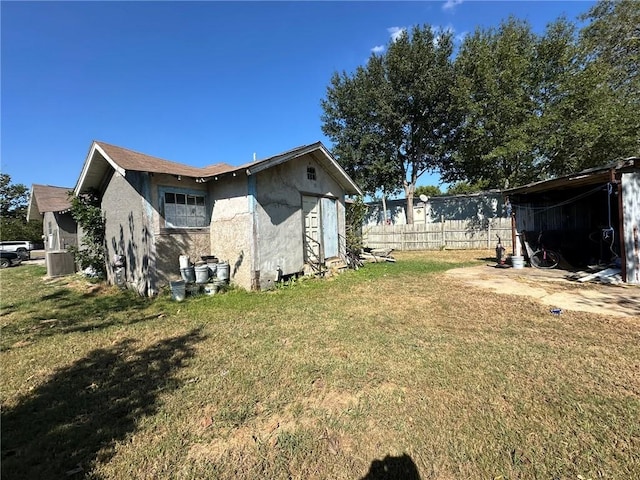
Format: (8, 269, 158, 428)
(75, 141, 231, 193)
(76, 140, 363, 196)
(229, 142, 363, 196)
(27, 184, 73, 221)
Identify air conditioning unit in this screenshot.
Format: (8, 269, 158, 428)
(46, 251, 75, 277)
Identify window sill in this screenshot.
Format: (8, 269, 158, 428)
(159, 227, 210, 235)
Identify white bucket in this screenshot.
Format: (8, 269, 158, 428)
(511, 255, 525, 269)
(179, 255, 190, 269)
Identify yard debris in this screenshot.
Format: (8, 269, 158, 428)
(65, 464, 83, 476)
(567, 267, 622, 285)
(360, 248, 396, 263)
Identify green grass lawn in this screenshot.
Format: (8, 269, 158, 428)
(1, 252, 639, 479)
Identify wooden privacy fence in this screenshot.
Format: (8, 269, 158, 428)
(363, 218, 513, 251)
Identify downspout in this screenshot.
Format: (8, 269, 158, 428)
(248, 173, 260, 290)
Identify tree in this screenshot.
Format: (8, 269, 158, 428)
(448, 17, 540, 189)
(0, 173, 29, 218)
(0, 174, 42, 242)
(68, 190, 106, 276)
(322, 25, 459, 224)
(535, 6, 639, 175)
(414, 185, 442, 198)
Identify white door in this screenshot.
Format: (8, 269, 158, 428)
(302, 196, 321, 262)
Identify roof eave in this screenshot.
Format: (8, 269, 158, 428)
(75, 142, 126, 195)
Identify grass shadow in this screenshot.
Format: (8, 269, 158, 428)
(1, 328, 205, 479)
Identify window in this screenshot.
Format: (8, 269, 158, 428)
(307, 166, 316, 181)
(164, 191, 207, 228)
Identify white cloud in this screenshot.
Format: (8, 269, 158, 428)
(442, 0, 463, 11)
(371, 45, 385, 54)
(387, 26, 406, 42)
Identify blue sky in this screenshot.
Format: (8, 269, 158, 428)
(2, 0, 595, 192)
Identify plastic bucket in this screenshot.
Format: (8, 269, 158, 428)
(216, 262, 230, 282)
(179, 255, 190, 269)
(181, 267, 195, 283)
(170, 280, 186, 302)
(195, 264, 210, 284)
(511, 255, 525, 269)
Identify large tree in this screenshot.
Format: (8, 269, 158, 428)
(321, 25, 458, 224)
(447, 17, 540, 189)
(449, 3, 638, 186)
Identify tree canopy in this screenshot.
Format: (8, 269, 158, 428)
(321, 0, 639, 222)
(321, 25, 459, 224)
(0, 174, 43, 242)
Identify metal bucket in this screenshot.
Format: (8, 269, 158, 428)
(195, 264, 210, 284)
(181, 267, 195, 283)
(216, 262, 230, 282)
(170, 280, 186, 301)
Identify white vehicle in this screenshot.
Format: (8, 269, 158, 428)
(0, 241, 37, 260)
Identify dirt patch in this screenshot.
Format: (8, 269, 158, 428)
(447, 264, 640, 318)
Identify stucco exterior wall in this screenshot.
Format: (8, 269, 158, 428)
(209, 176, 253, 290)
(254, 153, 346, 289)
(102, 170, 156, 295)
(622, 171, 640, 284)
(43, 211, 77, 251)
(150, 174, 211, 283)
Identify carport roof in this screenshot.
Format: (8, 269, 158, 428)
(504, 157, 640, 196)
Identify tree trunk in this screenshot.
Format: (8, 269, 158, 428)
(404, 183, 415, 224)
(381, 192, 388, 225)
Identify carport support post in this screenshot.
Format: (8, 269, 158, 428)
(511, 211, 517, 256)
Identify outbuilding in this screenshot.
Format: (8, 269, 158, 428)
(504, 157, 639, 284)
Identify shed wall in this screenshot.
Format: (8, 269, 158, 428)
(255, 154, 346, 289)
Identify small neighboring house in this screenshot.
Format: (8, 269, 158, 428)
(365, 191, 507, 226)
(74, 140, 362, 295)
(27, 184, 77, 251)
(504, 157, 639, 284)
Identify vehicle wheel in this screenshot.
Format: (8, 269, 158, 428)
(530, 250, 559, 269)
(16, 248, 29, 260)
(0, 258, 10, 268)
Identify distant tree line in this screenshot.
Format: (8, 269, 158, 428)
(321, 0, 639, 223)
(0, 174, 42, 242)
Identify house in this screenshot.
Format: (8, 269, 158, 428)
(74, 141, 362, 295)
(27, 184, 77, 251)
(364, 191, 507, 226)
(504, 157, 639, 284)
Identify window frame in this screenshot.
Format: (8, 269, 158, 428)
(158, 186, 210, 230)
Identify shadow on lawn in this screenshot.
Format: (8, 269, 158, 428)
(1, 287, 154, 351)
(1, 328, 205, 479)
(360, 453, 421, 480)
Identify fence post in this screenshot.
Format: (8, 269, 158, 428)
(487, 221, 491, 248)
(440, 216, 445, 248)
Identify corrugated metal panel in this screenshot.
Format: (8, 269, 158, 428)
(622, 172, 640, 284)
